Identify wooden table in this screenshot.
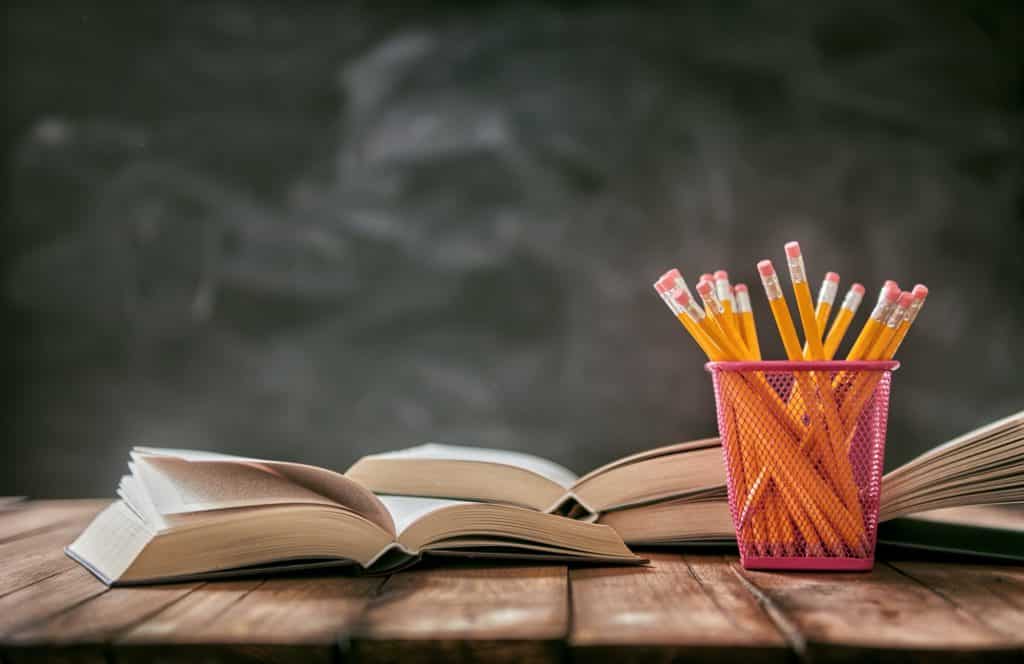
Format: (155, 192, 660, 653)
(1, 500, 1022, 663)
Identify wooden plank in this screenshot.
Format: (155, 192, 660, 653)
(0, 501, 107, 546)
(117, 578, 263, 641)
(2, 578, 198, 664)
(0, 524, 94, 598)
(887, 561, 1024, 645)
(352, 563, 569, 664)
(569, 552, 790, 663)
(737, 559, 1023, 662)
(116, 575, 382, 664)
(0, 567, 108, 641)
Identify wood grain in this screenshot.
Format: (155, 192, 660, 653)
(117, 575, 382, 664)
(0, 524, 95, 599)
(887, 561, 1024, 646)
(570, 552, 790, 663)
(352, 562, 569, 664)
(737, 560, 1023, 662)
(3, 500, 1024, 663)
(0, 567, 109, 641)
(2, 579, 197, 664)
(0, 500, 106, 546)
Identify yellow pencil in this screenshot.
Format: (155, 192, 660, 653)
(846, 281, 900, 360)
(672, 289, 727, 360)
(733, 283, 761, 360)
(823, 283, 865, 360)
(804, 272, 839, 357)
(885, 284, 928, 358)
(756, 260, 803, 360)
(714, 270, 743, 341)
(696, 280, 750, 360)
(816, 272, 840, 330)
(837, 284, 928, 439)
(867, 291, 912, 360)
(784, 242, 827, 360)
(654, 269, 723, 360)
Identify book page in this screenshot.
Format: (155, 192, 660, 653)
(572, 437, 720, 486)
(134, 447, 395, 534)
(118, 467, 168, 530)
(884, 411, 1024, 480)
(133, 455, 339, 515)
(378, 494, 465, 534)
(363, 443, 578, 488)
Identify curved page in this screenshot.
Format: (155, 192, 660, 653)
(133, 447, 395, 535)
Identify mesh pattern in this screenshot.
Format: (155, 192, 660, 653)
(709, 363, 892, 570)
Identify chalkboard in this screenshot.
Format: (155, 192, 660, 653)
(3, 2, 1022, 497)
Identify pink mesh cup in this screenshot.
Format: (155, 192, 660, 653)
(706, 360, 898, 571)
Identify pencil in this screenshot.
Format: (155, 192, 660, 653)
(846, 282, 900, 361)
(836, 284, 928, 444)
(784, 242, 827, 360)
(714, 270, 743, 341)
(867, 291, 912, 360)
(885, 284, 928, 358)
(756, 260, 803, 360)
(733, 284, 761, 360)
(804, 272, 839, 357)
(672, 289, 728, 360)
(696, 279, 750, 360)
(654, 270, 722, 360)
(699, 273, 715, 317)
(823, 283, 865, 360)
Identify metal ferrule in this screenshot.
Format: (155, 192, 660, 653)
(715, 280, 733, 305)
(759, 272, 783, 301)
(840, 288, 863, 313)
(735, 289, 752, 313)
(871, 299, 894, 323)
(684, 299, 707, 321)
(699, 288, 725, 315)
(786, 254, 807, 284)
(905, 298, 925, 326)
(817, 279, 839, 307)
(885, 304, 906, 328)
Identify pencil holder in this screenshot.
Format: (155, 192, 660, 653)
(706, 360, 898, 571)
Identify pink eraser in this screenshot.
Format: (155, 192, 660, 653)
(884, 283, 900, 302)
(654, 268, 681, 293)
(784, 241, 801, 258)
(825, 271, 840, 283)
(699, 272, 714, 283)
(897, 291, 914, 308)
(714, 270, 729, 281)
(733, 283, 748, 294)
(912, 284, 929, 299)
(757, 260, 775, 276)
(673, 290, 691, 306)
(696, 280, 714, 295)
(884, 280, 899, 290)
(851, 283, 866, 295)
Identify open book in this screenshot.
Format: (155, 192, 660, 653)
(345, 410, 1024, 545)
(68, 448, 640, 585)
(345, 437, 724, 517)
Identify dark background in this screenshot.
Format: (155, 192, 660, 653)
(3, 1, 1022, 498)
